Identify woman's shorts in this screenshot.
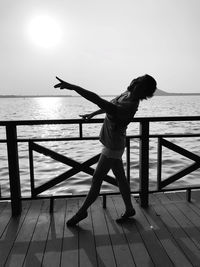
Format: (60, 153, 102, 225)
(101, 146, 124, 159)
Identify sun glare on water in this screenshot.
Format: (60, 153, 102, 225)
(27, 14, 62, 49)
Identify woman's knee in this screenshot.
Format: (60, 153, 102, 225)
(112, 159, 124, 174)
(91, 175, 101, 187)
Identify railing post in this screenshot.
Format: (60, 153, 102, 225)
(157, 137, 162, 190)
(139, 120, 149, 208)
(102, 195, 107, 209)
(29, 141, 35, 197)
(186, 189, 191, 202)
(126, 137, 130, 184)
(79, 122, 83, 139)
(6, 123, 22, 216)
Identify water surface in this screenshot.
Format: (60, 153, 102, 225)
(0, 95, 200, 197)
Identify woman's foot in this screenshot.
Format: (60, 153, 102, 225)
(66, 211, 88, 226)
(116, 209, 136, 223)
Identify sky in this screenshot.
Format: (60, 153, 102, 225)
(1, 0, 200, 96)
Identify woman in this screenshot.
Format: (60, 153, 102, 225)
(54, 74, 157, 226)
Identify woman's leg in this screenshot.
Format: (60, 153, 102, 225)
(78, 154, 114, 213)
(112, 159, 134, 212)
(67, 154, 114, 225)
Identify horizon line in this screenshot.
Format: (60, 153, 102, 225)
(1, 91, 200, 98)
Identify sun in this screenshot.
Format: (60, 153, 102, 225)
(27, 15, 62, 49)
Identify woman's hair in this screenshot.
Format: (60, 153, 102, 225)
(141, 74, 157, 100)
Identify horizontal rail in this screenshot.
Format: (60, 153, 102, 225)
(1, 134, 200, 144)
(1, 186, 200, 205)
(1, 115, 200, 126)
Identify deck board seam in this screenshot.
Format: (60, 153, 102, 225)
(152, 193, 200, 265)
(40, 203, 54, 266)
(101, 198, 117, 267)
(162, 194, 200, 249)
(151, 195, 193, 264)
(0, 202, 14, 239)
(140, 205, 178, 265)
(177, 192, 200, 217)
(167, 193, 200, 227)
(22, 199, 45, 266)
(111, 196, 137, 266)
(130, 196, 156, 266)
(90, 205, 100, 267)
(133, 198, 174, 266)
(149, 203, 193, 266)
(3, 200, 33, 266)
(59, 199, 68, 267)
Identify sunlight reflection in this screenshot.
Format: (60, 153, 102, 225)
(34, 97, 62, 118)
(33, 97, 65, 138)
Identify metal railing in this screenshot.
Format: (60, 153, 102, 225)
(0, 116, 200, 216)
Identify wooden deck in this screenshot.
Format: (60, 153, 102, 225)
(1, 191, 200, 267)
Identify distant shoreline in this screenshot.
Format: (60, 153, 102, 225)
(1, 94, 200, 98)
(0, 95, 73, 98)
(0, 89, 200, 98)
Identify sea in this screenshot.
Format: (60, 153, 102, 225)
(0, 95, 200, 197)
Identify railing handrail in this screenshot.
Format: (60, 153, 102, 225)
(1, 115, 200, 126)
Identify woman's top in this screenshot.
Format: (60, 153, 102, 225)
(99, 92, 139, 150)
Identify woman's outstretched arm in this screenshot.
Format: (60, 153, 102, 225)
(79, 109, 105, 120)
(54, 77, 117, 115)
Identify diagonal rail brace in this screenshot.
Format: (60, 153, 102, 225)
(158, 138, 200, 189)
(160, 162, 200, 188)
(30, 142, 118, 196)
(161, 138, 200, 163)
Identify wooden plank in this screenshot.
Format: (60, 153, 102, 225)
(112, 196, 154, 267)
(0, 202, 11, 238)
(175, 190, 200, 203)
(103, 196, 136, 267)
(191, 190, 200, 202)
(78, 199, 98, 267)
(187, 190, 200, 211)
(42, 198, 66, 267)
(90, 197, 116, 267)
(0, 201, 31, 267)
(4, 199, 43, 267)
(166, 192, 182, 201)
(0, 201, 8, 214)
(170, 192, 200, 221)
(141, 200, 193, 266)
(23, 199, 51, 267)
(128, 196, 174, 266)
(165, 193, 200, 249)
(176, 191, 189, 201)
(157, 193, 200, 249)
(154, 192, 174, 204)
(60, 198, 79, 267)
(152, 193, 200, 265)
(176, 191, 200, 217)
